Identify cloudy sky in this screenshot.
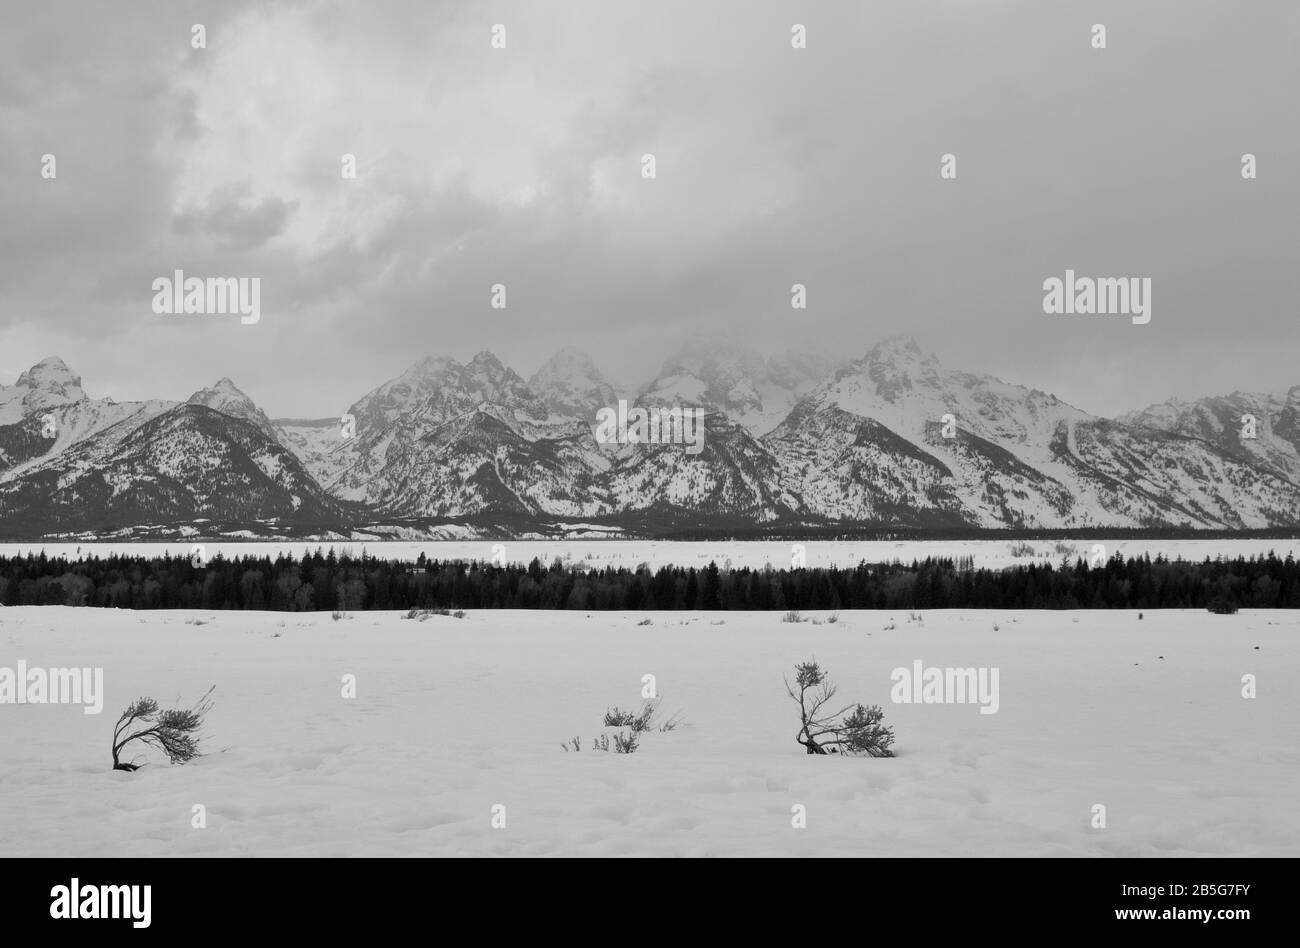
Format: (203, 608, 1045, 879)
(2, 0, 1297, 419)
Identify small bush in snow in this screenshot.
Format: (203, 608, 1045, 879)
(637, 618, 653, 626)
(567, 699, 685, 752)
(782, 609, 804, 623)
(404, 607, 462, 621)
(111, 686, 215, 772)
(785, 661, 895, 757)
(604, 698, 683, 733)
(604, 707, 636, 727)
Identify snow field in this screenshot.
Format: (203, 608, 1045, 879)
(0, 607, 1295, 857)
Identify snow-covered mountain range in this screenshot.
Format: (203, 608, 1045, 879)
(3, 338, 1299, 537)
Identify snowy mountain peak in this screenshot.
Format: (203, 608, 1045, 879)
(660, 333, 766, 380)
(407, 355, 457, 378)
(858, 336, 944, 402)
(529, 348, 618, 418)
(863, 335, 939, 370)
(640, 336, 841, 436)
(767, 350, 835, 389)
(15, 356, 85, 400)
(0, 356, 87, 420)
(466, 350, 516, 382)
(535, 346, 600, 375)
(7, 343, 1300, 533)
(187, 378, 277, 438)
(188, 377, 254, 407)
(868, 334, 925, 358)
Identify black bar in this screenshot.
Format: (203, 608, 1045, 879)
(5, 857, 1284, 935)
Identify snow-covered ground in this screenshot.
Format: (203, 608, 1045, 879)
(2, 538, 1297, 571)
(0, 606, 1295, 857)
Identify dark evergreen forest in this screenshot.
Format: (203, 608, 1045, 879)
(1, 549, 1297, 611)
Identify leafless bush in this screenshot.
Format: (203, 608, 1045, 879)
(785, 661, 894, 757)
(603, 707, 636, 727)
(111, 686, 216, 772)
(604, 698, 684, 733)
(404, 607, 463, 621)
(568, 698, 685, 752)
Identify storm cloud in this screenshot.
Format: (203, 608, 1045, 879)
(1, 0, 1297, 418)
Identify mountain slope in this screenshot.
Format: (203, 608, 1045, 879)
(528, 347, 620, 419)
(0, 357, 175, 483)
(0, 404, 345, 534)
(188, 378, 280, 441)
(4, 342, 1300, 536)
(763, 337, 1300, 528)
(639, 335, 835, 437)
(1121, 388, 1300, 485)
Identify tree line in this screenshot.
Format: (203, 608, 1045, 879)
(1, 548, 1298, 611)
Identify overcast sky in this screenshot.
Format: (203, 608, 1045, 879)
(2, 0, 1297, 418)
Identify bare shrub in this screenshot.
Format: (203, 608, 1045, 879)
(111, 686, 216, 772)
(785, 661, 894, 757)
(568, 698, 685, 752)
(404, 607, 463, 621)
(604, 707, 636, 727)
